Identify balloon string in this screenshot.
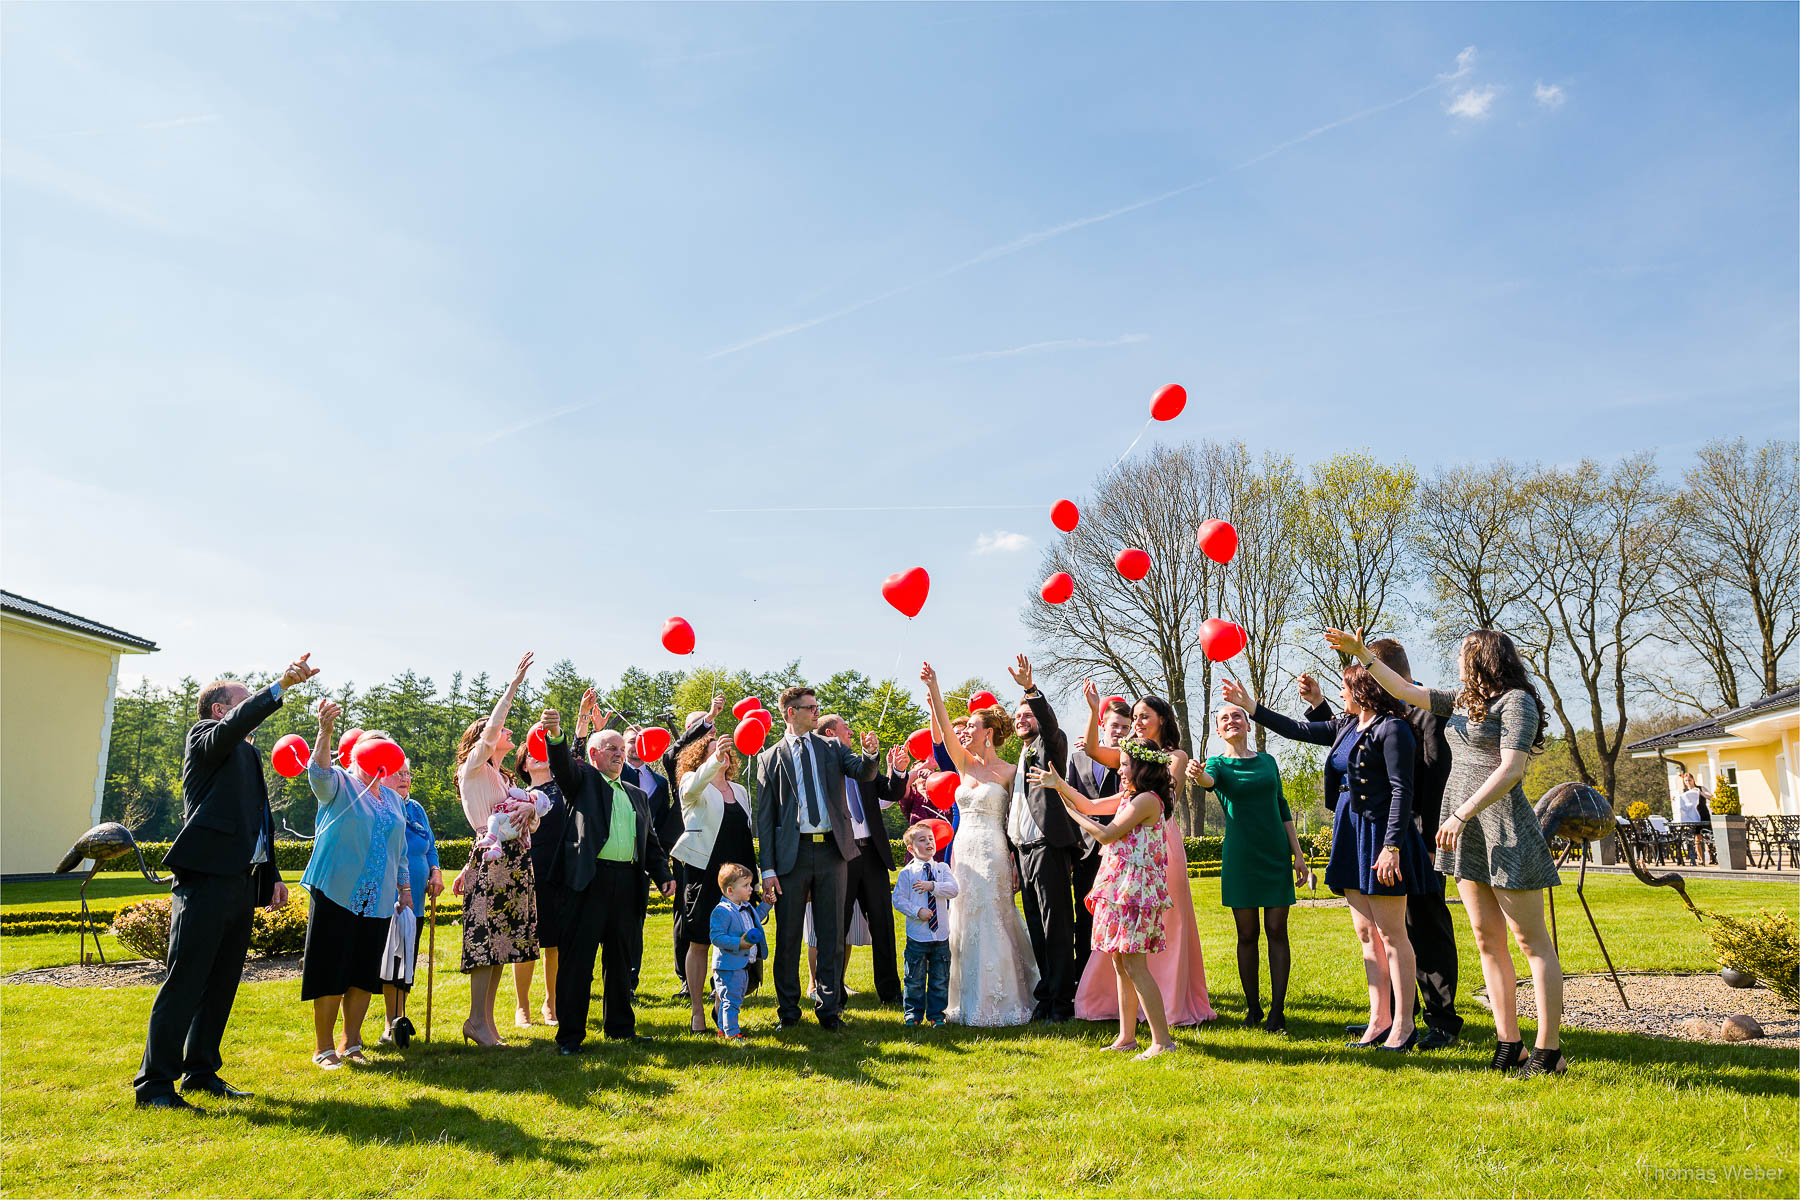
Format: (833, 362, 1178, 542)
(1107, 417, 1154, 474)
(875, 637, 905, 730)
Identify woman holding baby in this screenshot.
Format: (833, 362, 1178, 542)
(450, 652, 541, 1047)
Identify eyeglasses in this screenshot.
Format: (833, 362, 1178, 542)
(791, 702, 819, 712)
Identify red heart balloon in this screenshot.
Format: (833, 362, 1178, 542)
(881, 566, 930, 619)
(337, 728, 364, 769)
(271, 734, 310, 779)
(924, 771, 960, 811)
(747, 709, 773, 730)
(526, 723, 548, 762)
(906, 728, 934, 762)
(1200, 618, 1248, 663)
(1196, 519, 1238, 565)
(732, 696, 763, 720)
(661, 616, 696, 656)
(925, 817, 954, 852)
(1150, 383, 1186, 422)
(733, 717, 769, 755)
(1050, 499, 1079, 532)
(1040, 571, 1074, 604)
(1115, 547, 1151, 581)
(352, 736, 404, 778)
(1102, 695, 1127, 714)
(635, 727, 673, 762)
(967, 690, 999, 714)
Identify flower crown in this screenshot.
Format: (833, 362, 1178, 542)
(1120, 737, 1171, 766)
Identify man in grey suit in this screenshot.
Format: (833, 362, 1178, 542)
(753, 685, 882, 1029)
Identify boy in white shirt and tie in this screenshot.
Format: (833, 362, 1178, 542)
(891, 823, 959, 1026)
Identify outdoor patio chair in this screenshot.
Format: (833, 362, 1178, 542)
(1745, 815, 1780, 870)
(1647, 815, 1689, 865)
(1778, 815, 1800, 870)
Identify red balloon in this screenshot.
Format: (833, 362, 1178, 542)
(967, 690, 999, 714)
(635, 727, 673, 762)
(1050, 499, 1079, 532)
(1040, 571, 1074, 605)
(1150, 383, 1186, 422)
(1197, 519, 1239, 565)
(352, 737, 404, 778)
(271, 734, 310, 778)
(746, 709, 773, 730)
(732, 696, 763, 720)
(1200, 618, 1248, 662)
(1102, 694, 1127, 714)
(906, 728, 934, 762)
(337, 728, 364, 769)
(733, 718, 769, 755)
(1115, 547, 1152, 581)
(925, 817, 954, 853)
(881, 566, 930, 618)
(526, 722, 548, 762)
(661, 616, 695, 656)
(924, 771, 960, 811)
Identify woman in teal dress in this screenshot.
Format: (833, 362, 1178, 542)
(1187, 703, 1311, 1033)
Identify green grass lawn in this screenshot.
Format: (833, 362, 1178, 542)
(2, 873, 1795, 1198)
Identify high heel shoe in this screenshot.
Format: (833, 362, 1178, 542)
(1376, 1028, 1418, 1053)
(462, 1021, 501, 1048)
(1489, 1040, 1526, 1072)
(1346, 1027, 1390, 1048)
(1513, 1046, 1567, 1078)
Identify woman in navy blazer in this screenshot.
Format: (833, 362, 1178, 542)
(1223, 667, 1432, 1053)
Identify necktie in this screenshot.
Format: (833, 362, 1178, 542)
(798, 739, 821, 828)
(925, 868, 938, 931)
(846, 778, 865, 827)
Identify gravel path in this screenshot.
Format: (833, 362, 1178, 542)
(2, 954, 303, 988)
(1484, 972, 1800, 1048)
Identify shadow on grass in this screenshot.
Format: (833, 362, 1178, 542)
(242, 1094, 598, 1168)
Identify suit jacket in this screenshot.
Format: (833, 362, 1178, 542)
(751, 731, 881, 876)
(844, 772, 895, 870)
(1307, 696, 1451, 841)
(164, 684, 282, 903)
(1011, 688, 1079, 850)
(547, 736, 673, 896)
(1066, 745, 1119, 858)
(671, 762, 757, 874)
(1253, 703, 1416, 849)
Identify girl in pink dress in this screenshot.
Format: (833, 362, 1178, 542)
(1031, 739, 1178, 1060)
(1070, 686, 1216, 1026)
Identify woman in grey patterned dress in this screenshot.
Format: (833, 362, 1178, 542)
(1326, 626, 1566, 1080)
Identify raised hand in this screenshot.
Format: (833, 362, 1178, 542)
(279, 653, 318, 690)
(919, 661, 937, 685)
(580, 688, 598, 715)
(1007, 653, 1034, 692)
(1323, 627, 1369, 662)
(1296, 673, 1324, 709)
(888, 745, 909, 773)
(316, 699, 342, 728)
(511, 651, 535, 688)
(861, 730, 880, 755)
(542, 708, 561, 737)
(1082, 678, 1100, 712)
(710, 693, 726, 719)
(1220, 677, 1252, 711)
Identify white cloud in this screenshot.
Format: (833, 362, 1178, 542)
(973, 531, 1031, 555)
(1535, 82, 1566, 109)
(949, 333, 1148, 362)
(1447, 86, 1498, 120)
(1447, 46, 1477, 80)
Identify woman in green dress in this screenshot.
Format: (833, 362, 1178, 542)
(1187, 703, 1312, 1033)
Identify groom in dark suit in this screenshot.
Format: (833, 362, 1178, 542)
(1003, 654, 1081, 1023)
(753, 685, 882, 1029)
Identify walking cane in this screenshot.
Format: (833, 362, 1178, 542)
(425, 889, 437, 1042)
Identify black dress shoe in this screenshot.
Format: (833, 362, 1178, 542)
(1346, 1027, 1390, 1049)
(1376, 1029, 1419, 1054)
(1263, 1012, 1287, 1035)
(182, 1078, 252, 1099)
(557, 1044, 583, 1056)
(136, 1093, 206, 1115)
(818, 1017, 844, 1031)
(1417, 1026, 1460, 1051)
(778, 1016, 800, 1028)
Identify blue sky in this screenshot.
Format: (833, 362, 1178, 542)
(3, 3, 1795, 707)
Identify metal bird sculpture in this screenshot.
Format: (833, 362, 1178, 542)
(1534, 782, 1634, 1008)
(55, 821, 168, 965)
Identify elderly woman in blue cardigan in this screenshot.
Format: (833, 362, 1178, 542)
(303, 703, 410, 1069)
(1223, 668, 1431, 1053)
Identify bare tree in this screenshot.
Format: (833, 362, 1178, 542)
(1675, 437, 1800, 699)
(1651, 554, 1750, 712)
(1289, 450, 1418, 666)
(1220, 448, 1303, 751)
(1412, 460, 1535, 661)
(1508, 453, 1681, 801)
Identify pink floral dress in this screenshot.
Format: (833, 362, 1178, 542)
(1089, 796, 1173, 955)
(458, 757, 539, 971)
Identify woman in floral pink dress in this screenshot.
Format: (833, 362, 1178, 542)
(451, 651, 539, 1047)
(1032, 738, 1178, 1061)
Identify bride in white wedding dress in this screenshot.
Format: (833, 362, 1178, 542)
(920, 661, 1038, 1026)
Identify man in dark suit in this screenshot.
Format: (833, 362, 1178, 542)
(544, 712, 674, 1053)
(1301, 637, 1462, 1050)
(752, 685, 882, 1029)
(1002, 654, 1081, 1023)
(1067, 695, 1131, 985)
(818, 713, 901, 1005)
(133, 653, 317, 1112)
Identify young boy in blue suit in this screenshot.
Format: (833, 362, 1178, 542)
(709, 863, 768, 1039)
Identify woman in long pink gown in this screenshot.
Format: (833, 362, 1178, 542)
(1071, 686, 1216, 1026)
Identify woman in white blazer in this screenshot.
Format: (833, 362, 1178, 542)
(672, 726, 759, 1033)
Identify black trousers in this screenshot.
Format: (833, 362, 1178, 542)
(841, 839, 902, 1003)
(1408, 880, 1461, 1033)
(555, 864, 645, 1047)
(772, 836, 846, 1023)
(1071, 846, 1101, 983)
(134, 868, 256, 1099)
(1016, 841, 1078, 1020)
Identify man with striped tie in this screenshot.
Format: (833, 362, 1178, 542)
(892, 823, 959, 1026)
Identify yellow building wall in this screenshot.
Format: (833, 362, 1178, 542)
(1718, 743, 1782, 818)
(0, 621, 119, 875)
